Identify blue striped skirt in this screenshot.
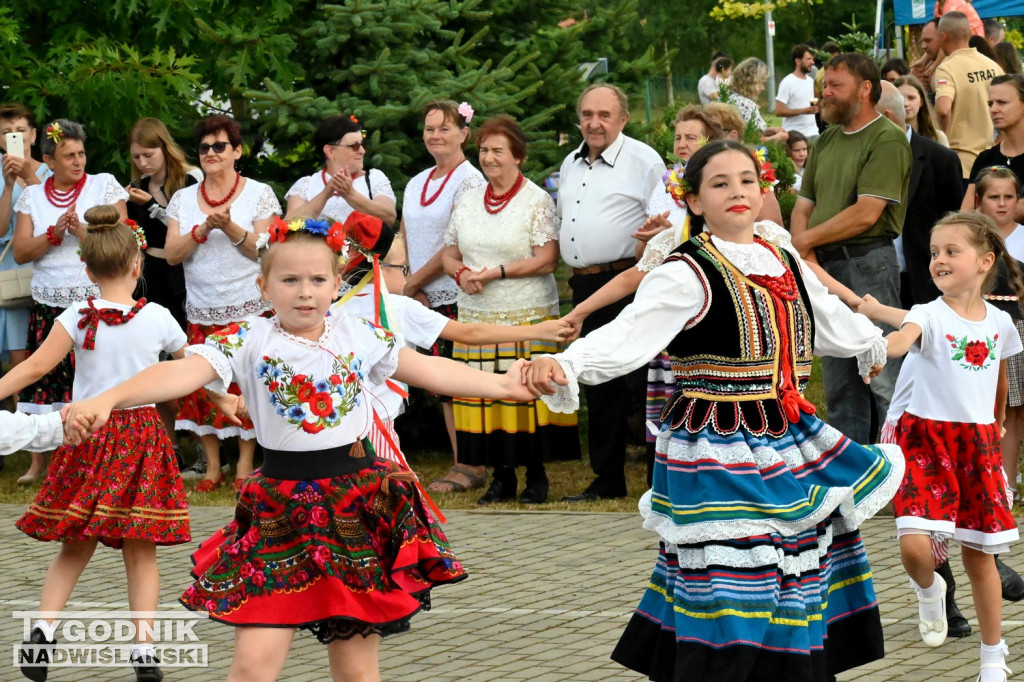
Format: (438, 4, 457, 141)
(612, 412, 903, 681)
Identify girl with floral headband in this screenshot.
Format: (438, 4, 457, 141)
(524, 140, 904, 681)
(0, 204, 189, 682)
(65, 215, 538, 682)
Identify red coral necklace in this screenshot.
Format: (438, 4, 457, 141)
(483, 173, 525, 214)
(201, 172, 241, 207)
(44, 174, 87, 209)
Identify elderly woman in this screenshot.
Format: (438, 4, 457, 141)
(284, 115, 395, 226)
(165, 114, 281, 492)
(441, 115, 579, 505)
(729, 57, 788, 143)
(12, 119, 128, 482)
(402, 99, 486, 494)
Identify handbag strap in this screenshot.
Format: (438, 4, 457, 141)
(0, 238, 12, 263)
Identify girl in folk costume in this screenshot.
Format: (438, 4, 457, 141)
(860, 212, 1024, 682)
(0, 205, 190, 682)
(65, 217, 539, 682)
(525, 140, 904, 681)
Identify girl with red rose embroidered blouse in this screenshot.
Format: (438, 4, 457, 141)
(861, 212, 1024, 682)
(0, 204, 189, 682)
(65, 218, 538, 682)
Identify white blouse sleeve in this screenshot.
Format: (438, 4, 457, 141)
(453, 171, 484, 205)
(637, 228, 679, 272)
(443, 202, 463, 247)
(529, 193, 559, 246)
(14, 188, 31, 215)
(254, 183, 282, 220)
(166, 190, 185, 224)
(540, 259, 705, 413)
(369, 169, 396, 200)
(184, 344, 233, 396)
(284, 175, 311, 200)
(101, 175, 130, 204)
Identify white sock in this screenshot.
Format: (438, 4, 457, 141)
(911, 573, 944, 623)
(132, 643, 155, 660)
(980, 639, 1009, 682)
(32, 620, 55, 642)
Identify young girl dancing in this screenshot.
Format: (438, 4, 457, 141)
(0, 205, 190, 682)
(524, 140, 904, 681)
(66, 217, 539, 682)
(861, 211, 1023, 681)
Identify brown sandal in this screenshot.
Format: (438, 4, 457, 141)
(427, 464, 487, 493)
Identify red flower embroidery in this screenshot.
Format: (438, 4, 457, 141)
(964, 340, 989, 367)
(301, 420, 324, 434)
(296, 382, 316, 402)
(251, 572, 267, 587)
(307, 392, 334, 418)
(309, 506, 329, 527)
(291, 374, 308, 385)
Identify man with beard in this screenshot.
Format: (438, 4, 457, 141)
(790, 53, 911, 444)
(775, 44, 820, 140)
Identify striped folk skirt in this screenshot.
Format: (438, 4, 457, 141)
(452, 329, 580, 468)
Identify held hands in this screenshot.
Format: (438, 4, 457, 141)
(126, 186, 153, 205)
(533, 318, 573, 343)
(854, 294, 883, 322)
(631, 211, 672, 243)
(522, 356, 569, 396)
(459, 268, 492, 295)
(63, 398, 114, 445)
(561, 309, 588, 342)
(503, 358, 541, 401)
(208, 392, 247, 425)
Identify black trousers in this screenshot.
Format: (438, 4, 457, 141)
(569, 269, 645, 495)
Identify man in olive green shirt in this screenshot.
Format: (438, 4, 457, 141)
(791, 53, 911, 444)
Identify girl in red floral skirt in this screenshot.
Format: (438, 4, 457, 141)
(66, 216, 539, 682)
(860, 212, 1024, 682)
(0, 205, 190, 682)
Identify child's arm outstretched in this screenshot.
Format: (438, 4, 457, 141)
(393, 348, 538, 402)
(884, 322, 922, 358)
(562, 268, 646, 341)
(65, 355, 221, 440)
(0, 324, 73, 402)
(856, 293, 909, 329)
(441, 318, 571, 345)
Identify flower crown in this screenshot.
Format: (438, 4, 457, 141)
(256, 217, 347, 256)
(45, 122, 65, 145)
(457, 101, 474, 124)
(76, 218, 147, 259)
(663, 144, 777, 204)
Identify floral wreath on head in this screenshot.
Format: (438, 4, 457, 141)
(663, 141, 777, 204)
(45, 122, 65, 145)
(76, 218, 147, 259)
(256, 217, 347, 257)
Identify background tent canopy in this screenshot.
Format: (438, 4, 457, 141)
(894, 0, 1024, 25)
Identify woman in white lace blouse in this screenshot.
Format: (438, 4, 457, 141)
(13, 118, 128, 484)
(165, 114, 281, 493)
(283, 114, 396, 227)
(440, 115, 579, 505)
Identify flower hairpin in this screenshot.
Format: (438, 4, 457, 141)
(349, 115, 359, 125)
(45, 122, 65, 145)
(260, 217, 347, 259)
(124, 219, 147, 250)
(458, 101, 474, 124)
(662, 162, 692, 203)
(753, 146, 778, 195)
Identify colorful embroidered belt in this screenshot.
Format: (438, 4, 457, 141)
(260, 442, 376, 480)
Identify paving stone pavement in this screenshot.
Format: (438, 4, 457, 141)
(1, 503, 1023, 681)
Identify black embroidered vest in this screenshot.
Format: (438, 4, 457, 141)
(660, 233, 815, 438)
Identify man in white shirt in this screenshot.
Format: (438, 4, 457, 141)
(775, 44, 820, 140)
(557, 83, 666, 501)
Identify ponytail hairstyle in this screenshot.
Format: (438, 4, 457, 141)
(681, 139, 761, 233)
(128, 117, 194, 196)
(933, 211, 1024, 316)
(973, 165, 1022, 205)
(78, 205, 143, 279)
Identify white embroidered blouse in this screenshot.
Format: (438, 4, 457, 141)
(284, 168, 395, 224)
(540, 222, 887, 414)
(444, 180, 560, 325)
(404, 160, 485, 308)
(167, 179, 281, 324)
(186, 314, 400, 451)
(15, 173, 129, 306)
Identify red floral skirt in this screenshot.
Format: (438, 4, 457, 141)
(176, 321, 255, 439)
(16, 406, 191, 548)
(893, 413, 1018, 550)
(179, 457, 466, 637)
(17, 302, 75, 413)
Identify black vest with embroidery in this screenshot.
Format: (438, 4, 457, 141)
(659, 232, 815, 438)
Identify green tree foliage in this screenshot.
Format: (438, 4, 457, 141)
(0, 1, 666, 199)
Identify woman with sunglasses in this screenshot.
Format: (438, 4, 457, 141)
(284, 115, 396, 227)
(164, 114, 281, 493)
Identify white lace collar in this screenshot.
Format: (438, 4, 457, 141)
(272, 314, 334, 349)
(708, 227, 789, 277)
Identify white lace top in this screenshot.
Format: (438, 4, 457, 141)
(404, 160, 484, 307)
(540, 221, 887, 413)
(644, 186, 688, 238)
(15, 174, 128, 306)
(444, 180, 560, 325)
(185, 314, 400, 451)
(284, 168, 395, 224)
(167, 179, 281, 324)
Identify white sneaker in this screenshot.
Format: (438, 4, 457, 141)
(976, 662, 1012, 682)
(917, 574, 948, 647)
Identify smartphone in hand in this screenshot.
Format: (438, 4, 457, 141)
(4, 132, 24, 158)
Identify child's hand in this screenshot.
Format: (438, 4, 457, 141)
(208, 392, 244, 426)
(533, 319, 572, 343)
(855, 293, 882, 320)
(631, 211, 672, 243)
(502, 359, 540, 400)
(63, 399, 110, 444)
(861, 364, 883, 384)
(561, 310, 586, 343)
(523, 356, 568, 396)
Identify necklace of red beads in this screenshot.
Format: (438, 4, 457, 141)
(44, 174, 87, 209)
(201, 172, 241, 207)
(745, 238, 798, 301)
(483, 172, 525, 214)
(421, 166, 457, 206)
